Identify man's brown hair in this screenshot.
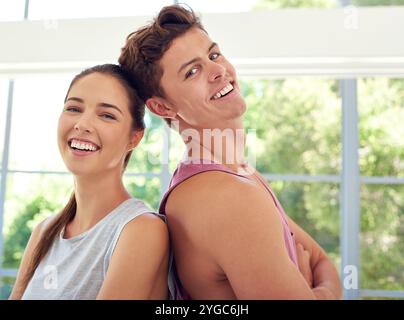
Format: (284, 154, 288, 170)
(118, 4, 206, 126)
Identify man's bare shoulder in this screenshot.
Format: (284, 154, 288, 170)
(166, 170, 279, 242)
(167, 170, 259, 214)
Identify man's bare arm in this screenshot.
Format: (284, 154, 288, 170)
(185, 172, 335, 299)
(287, 217, 342, 299)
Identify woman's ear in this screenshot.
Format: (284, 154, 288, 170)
(127, 129, 144, 151)
(146, 97, 177, 120)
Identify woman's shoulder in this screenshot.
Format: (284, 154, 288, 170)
(124, 213, 168, 236)
(114, 212, 169, 258)
(110, 198, 168, 244)
(121, 197, 167, 235)
(119, 197, 153, 214)
(115, 197, 164, 223)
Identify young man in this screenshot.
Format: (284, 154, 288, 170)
(119, 5, 342, 300)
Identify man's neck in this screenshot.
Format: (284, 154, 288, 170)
(181, 125, 247, 168)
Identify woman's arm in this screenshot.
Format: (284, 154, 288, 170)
(9, 221, 44, 300)
(97, 213, 169, 300)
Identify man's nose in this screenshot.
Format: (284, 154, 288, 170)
(208, 62, 226, 82)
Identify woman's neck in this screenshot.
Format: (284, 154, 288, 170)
(65, 172, 130, 237)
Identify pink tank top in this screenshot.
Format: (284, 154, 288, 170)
(159, 160, 298, 300)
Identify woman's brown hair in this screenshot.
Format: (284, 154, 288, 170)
(20, 64, 145, 291)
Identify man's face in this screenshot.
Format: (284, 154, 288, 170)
(157, 27, 246, 130)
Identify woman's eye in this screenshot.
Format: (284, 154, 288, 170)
(65, 106, 80, 113)
(185, 66, 199, 79)
(210, 52, 221, 60)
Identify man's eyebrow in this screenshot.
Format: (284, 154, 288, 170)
(208, 42, 218, 53)
(177, 42, 218, 74)
(65, 97, 123, 115)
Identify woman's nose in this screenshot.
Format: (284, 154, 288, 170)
(74, 115, 93, 133)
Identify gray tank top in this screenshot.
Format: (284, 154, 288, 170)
(22, 197, 172, 300)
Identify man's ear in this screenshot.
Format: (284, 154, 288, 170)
(146, 97, 177, 119)
(127, 129, 144, 151)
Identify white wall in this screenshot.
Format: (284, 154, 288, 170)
(0, 7, 404, 77)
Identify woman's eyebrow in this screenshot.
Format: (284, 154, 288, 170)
(65, 97, 84, 103)
(65, 97, 123, 115)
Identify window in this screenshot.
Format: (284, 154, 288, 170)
(358, 78, 404, 178)
(169, 128, 186, 173)
(0, 277, 14, 300)
(126, 111, 164, 174)
(3, 173, 73, 269)
(0, 80, 9, 168)
(8, 75, 73, 172)
(1, 173, 73, 299)
(358, 77, 404, 297)
(271, 180, 341, 266)
(360, 184, 404, 293)
(241, 78, 341, 175)
(123, 176, 161, 211)
(353, 0, 404, 6)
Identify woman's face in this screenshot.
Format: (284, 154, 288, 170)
(57, 72, 142, 177)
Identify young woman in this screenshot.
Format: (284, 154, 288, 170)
(9, 64, 170, 300)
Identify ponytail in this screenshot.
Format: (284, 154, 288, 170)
(21, 193, 76, 291)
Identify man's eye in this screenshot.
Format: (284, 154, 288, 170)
(185, 66, 199, 79)
(210, 52, 221, 60)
